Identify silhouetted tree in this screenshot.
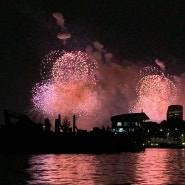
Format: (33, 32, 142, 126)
(61, 116, 71, 132)
(106, 126, 111, 131)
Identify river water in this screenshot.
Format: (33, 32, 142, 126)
(0, 148, 185, 184)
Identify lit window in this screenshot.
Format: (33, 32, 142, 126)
(117, 122, 122, 126)
(118, 128, 126, 132)
(135, 122, 138, 126)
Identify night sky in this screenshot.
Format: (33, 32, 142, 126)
(0, 0, 185, 124)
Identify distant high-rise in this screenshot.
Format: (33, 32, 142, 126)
(167, 105, 183, 121)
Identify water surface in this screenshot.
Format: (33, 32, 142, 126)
(0, 148, 185, 184)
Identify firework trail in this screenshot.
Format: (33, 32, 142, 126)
(31, 50, 101, 126)
(129, 66, 180, 122)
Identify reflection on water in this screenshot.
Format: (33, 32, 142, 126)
(136, 149, 185, 184)
(0, 149, 185, 184)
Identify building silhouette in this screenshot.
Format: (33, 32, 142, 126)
(167, 105, 183, 121)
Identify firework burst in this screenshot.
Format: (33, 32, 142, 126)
(40, 50, 64, 81)
(129, 66, 180, 122)
(31, 50, 101, 122)
(51, 51, 98, 84)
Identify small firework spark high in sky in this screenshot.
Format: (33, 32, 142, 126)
(31, 50, 101, 125)
(129, 66, 181, 122)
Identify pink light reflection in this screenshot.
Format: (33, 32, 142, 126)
(28, 154, 97, 185)
(135, 148, 184, 184)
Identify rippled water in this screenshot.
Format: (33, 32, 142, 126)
(0, 148, 185, 184)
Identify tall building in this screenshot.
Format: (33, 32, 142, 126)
(167, 105, 183, 121)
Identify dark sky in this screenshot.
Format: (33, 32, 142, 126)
(0, 0, 185, 123)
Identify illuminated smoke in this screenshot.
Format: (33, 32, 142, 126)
(31, 41, 139, 129)
(155, 59, 165, 71)
(85, 41, 139, 126)
(52, 12, 71, 44)
(31, 81, 100, 120)
(31, 50, 101, 128)
(52, 12, 65, 28)
(57, 33, 71, 40)
(129, 66, 181, 122)
(31, 36, 184, 128)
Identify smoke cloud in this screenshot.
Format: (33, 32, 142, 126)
(52, 12, 71, 44)
(82, 41, 185, 128)
(31, 38, 185, 129)
(52, 12, 65, 28)
(155, 59, 165, 71)
(82, 41, 139, 128)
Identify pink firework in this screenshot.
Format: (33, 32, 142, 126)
(40, 50, 64, 81)
(52, 51, 98, 84)
(31, 50, 100, 122)
(129, 66, 180, 122)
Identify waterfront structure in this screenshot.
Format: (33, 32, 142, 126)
(110, 113, 149, 151)
(110, 112, 149, 133)
(0, 110, 146, 153)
